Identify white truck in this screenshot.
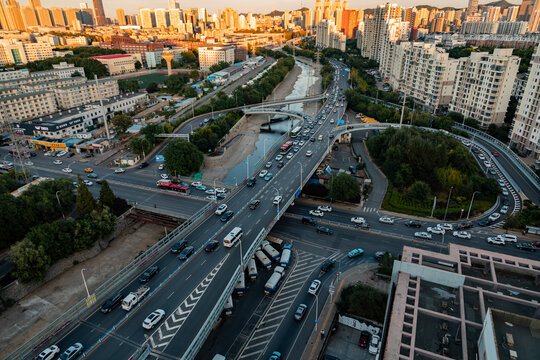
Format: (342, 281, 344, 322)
(247, 257, 258, 280)
(262, 241, 280, 261)
(121, 286, 150, 311)
(223, 295, 233, 316)
(264, 266, 285, 295)
(255, 250, 272, 270)
(280, 244, 292, 268)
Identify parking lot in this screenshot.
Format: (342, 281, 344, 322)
(324, 326, 374, 360)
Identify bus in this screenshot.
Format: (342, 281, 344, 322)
(280, 141, 293, 154)
(223, 227, 243, 248)
(157, 180, 190, 194)
(290, 126, 302, 138)
(0, 164, 14, 173)
(9, 149, 29, 157)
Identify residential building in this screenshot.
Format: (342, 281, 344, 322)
(316, 19, 346, 51)
(450, 48, 520, 127)
(510, 46, 540, 159)
(54, 78, 120, 110)
(90, 54, 142, 75)
(65, 36, 90, 47)
(145, 50, 165, 68)
(0, 90, 57, 122)
(0, 41, 53, 65)
(383, 244, 540, 359)
(360, 3, 401, 61)
(461, 21, 528, 35)
(31, 63, 85, 79)
(116, 8, 126, 26)
(92, 0, 106, 26)
(0, 68, 29, 81)
(198, 45, 235, 71)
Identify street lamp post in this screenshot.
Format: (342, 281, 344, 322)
(55, 191, 65, 219)
(314, 293, 319, 331)
(467, 191, 480, 219)
(299, 162, 303, 189)
(81, 268, 90, 298)
(443, 186, 454, 221)
(263, 138, 267, 161)
(246, 156, 250, 180)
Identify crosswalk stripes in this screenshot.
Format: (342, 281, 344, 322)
(361, 207, 378, 213)
(236, 250, 325, 360)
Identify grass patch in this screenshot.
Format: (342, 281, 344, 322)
(118, 73, 170, 88)
(336, 283, 388, 324)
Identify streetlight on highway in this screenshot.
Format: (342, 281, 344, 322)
(299, 162, 303, 189)
(467, 191, 480, 220)
(81, 268, 90, 298)
(246, 155, 250, 180)
(314, 293, 320, 331)
(443, 186, 454, 221)
(55, 191, 65, 219)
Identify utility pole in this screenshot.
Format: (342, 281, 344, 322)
(94, 75, 111, 141)
(399, 92, 407, 126)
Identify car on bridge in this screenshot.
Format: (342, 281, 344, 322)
(215, 204, 228, 215)
(178, 246, 195, 260)
(264, 173, 273, 181)
(268, 351, 281, 360)
(488, 213, 501, 222)
(275, 155, 283, 161)
(309, 209, 324, 217)
(502, 188, 509, 196)
(500, 205, 509, 214)
(351, 217, 365, 224)
(273, 196, 282, 205)
(308, 280, 321, 295)
(259, 170, 268, 178)
(348, 248, 364, 258)
(101, 292, 123, 313)
(247, 177, 257, 187)
(378, 216, 394, 224)
(142, 309, 165, 330)
(249, 200, 260, 209)
(452, 231, 472, 239)
(294, 304, 307, 321)
(205, 241, 219, 252)
(265, 162, 272, 168)
(515, 243, 536, 252)
(139, 266, 159, 283)
(36, 345, 60, 360)
(171, 240, 187, 253)
(318, 205, 332, 212)
(316, 226, 333, 235)
(487, 237, 505, 245)
(221, 210, 234, 222)
(414, 232, 432, 240)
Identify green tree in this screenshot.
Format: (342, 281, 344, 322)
(128, 137, 152, 155)
(164, 73, 190, 93)
(135, 60, 142, 70)
(111, 114, 133, 134)
(408, 181, 430, 202)
(10, 238, 50, 282)
(164, 140, 204, 176)
(190, 69, 200, 81)
(182, 85, 198, 98)
(146, 82, 159, 93)
(76, 176, 96, 217)
(329, 172, 361, 202)
(98, 180, 115, 210)
(118, 78, 139, 92)
(71, 70, 82, 77)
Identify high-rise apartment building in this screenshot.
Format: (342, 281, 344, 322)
(198, 45, 235, 71)
(169, 8, 182, 29)
(50, 7, 66, 26)
(467, 0, 479, 17)
(510, 45, 540, 159)
(116, 9, 126, 26)
(168, 0, 179, 10)
(20, 6, 39, 28)
(360, 3, 401, 61)
(36, 6, 53, 27)
(507, 5, 520, 21)
(450, 48, 520, 127)
(316, 19, 346, 51)
(4, 0, 26, 31)
(154, 9, 169, 28)
(139, 8, 154, 29)
(92, 0, 106, 26)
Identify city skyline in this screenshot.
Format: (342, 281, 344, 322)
(35, 0, 515, 17)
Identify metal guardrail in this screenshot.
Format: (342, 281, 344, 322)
(454, 123, 539, 188)
(8, 200, 217, 360)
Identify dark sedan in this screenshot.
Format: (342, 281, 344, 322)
(316, 226, 334, 235)
(139, 266, 159, 283)
(221, 210, 234, 222)
(178, 246, 195, 260)
(205, 241, 219, 252)
(249, 200, 260, 210)
(100, 292, 123, 313)
(404, 220, 422, 228)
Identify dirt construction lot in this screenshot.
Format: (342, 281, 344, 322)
(0, 222, 166, 357)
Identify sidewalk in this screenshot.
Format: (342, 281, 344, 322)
(301, 263, 385, 360)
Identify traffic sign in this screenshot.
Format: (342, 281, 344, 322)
(155, 155, 164, 162)
(329, 285, 335, 295)
(86, 293, 96, 308)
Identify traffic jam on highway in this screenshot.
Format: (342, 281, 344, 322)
(18, 59, 538, 360)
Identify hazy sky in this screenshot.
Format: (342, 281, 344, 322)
(38, 1, 518, 17)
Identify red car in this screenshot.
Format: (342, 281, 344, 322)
(532, 241, 540, 248)
(492, 151, 500, 157)
(358, 331, 371, 348)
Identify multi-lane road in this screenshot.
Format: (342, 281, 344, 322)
(7, 56, 540, 360)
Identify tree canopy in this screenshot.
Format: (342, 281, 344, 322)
(111, 114, 133, 134)
(164, 140, 204, 176)
(329, 172, 361, 202)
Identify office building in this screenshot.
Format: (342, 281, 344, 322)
(450, 48, 520, 127)
(92, 0, 106, 26)
(20, 6, 39, 28)
(90, 54, 142, 75)
(510, 46, 540, 159)
(54, 78, 119, 110)
(139, 8, 153, 29)
(198, 45, 235, 71)
(0, 41, 53, 66)
(116, 9, 126, 26)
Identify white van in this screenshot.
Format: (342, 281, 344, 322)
(497, 234, 517, 243)
(223, 227, 243, 248)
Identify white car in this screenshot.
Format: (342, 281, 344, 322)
(414, 232, 432, 240)
(25, 161, 34, 166)
(500, 205, 509, 214)
(258, 170, 268, 178)
(206, 195, 217, 200)
(62, 168, 72, 173)
(487, 236, 505, 245)
(114, 168, 125, 173)
(142, 309, 165, 329)
(36, 345, 60, 360)
(437, 223, 453, 231)
(497, 179, 505, 187)
(427, 226, 445, 235)
(53, 160, 62, 165)
(330, 119, 335, 124)
(369, 334, 380, 355)
(307, 279, 321, 295)
(317, 206, 332, 212)
(191, 181, 202, 187)
(483, 160, 491, 168)
(378, 216, 394, 224)
(478, 153, 486, 160)
(502, 188, 509, 196)
(275, 154, 283, 161)
(83, 180, 93, 186)
(299, 141, 305, 146)
(309, 210, 324, 217)
(215, 204, 227, 215)
(265, 161, 272, 168)
(286, 153, 293, 159)
(273, 196, 283, 205)
(351, 217, 365, 224)
(158, 164, 165, 170)
(56, 150, 66, 157)
(488, 213, 501, 222)
(160, 174, 169, 179)
(306, 150, 313, 157)
(215, 187, 226, 193)
(453, 231, 471, 239)
(206, 188, 216, 195)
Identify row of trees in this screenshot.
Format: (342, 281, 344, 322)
(190, 111, 241, 153)
(10, 179, 119, 282)
(208, 61, 231, 73)
(164, 141, 204, 176)
(336, 283, 388, 324)
(504, 201, 540, 230)
(329, 172, 361, 203)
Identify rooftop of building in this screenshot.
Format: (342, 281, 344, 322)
(491, 309, 539, 360)
(91, 54, 133, 59)
(0, 90, 52, 101)
(385, 244, 540, 359)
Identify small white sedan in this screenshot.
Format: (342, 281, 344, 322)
(273, 196, 283, 205)
(53, 160, 63, 165)
(488, 213, 501, 222)
(62, 168, 72, 173)
(36, 345, 60, 360)
(191, 181, 202, 187)
(258, 170, 268, 178)
(205, 188, 216, 195)
(317, 206, 332, 212)
(25, 161, 34, 166)
(414, 232, 432, 240)
(275, 154, 283, 161)
(427, 226, 445, 235)
(378, 216, 394, 224)
(306, 150, 313, 157)
(307, 280, 321, 295)
(351, 217, 365, 224)
(158, 164, 165, 170)
(83, 180, 93, 186)
(453, 231, 471, 239)
(286, 153, 294, 159)
(500, 205, 509, 214)
(483, 160, 491, 168)
(142, 309, 165, 329)
(309, 210, 324, 217)
(215, 187, 226, 194)
(215, 204, 227, 215)
(114, 168, 125, 173)
(437, 223, 453, 231)
(160, 174, 169, 179)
